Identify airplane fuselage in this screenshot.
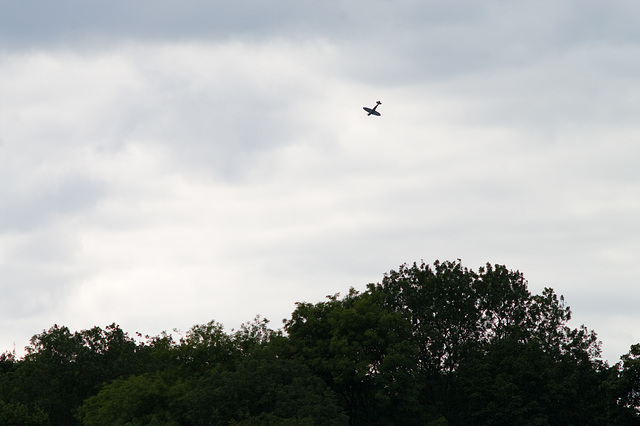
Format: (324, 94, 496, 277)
(363, 101, 382, 116)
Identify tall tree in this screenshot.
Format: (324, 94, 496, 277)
(286, 289, 433, 424)
(612, 344, 640, 424)
(286, 260, 614, 425)
(1, 324, 140, 425)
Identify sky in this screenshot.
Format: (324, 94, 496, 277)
(1, 0, 639, 363)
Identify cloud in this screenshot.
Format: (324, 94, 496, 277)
(2, 2, 640, 364)
(6, 1, 637, 55)
(1, 0, 350, 49)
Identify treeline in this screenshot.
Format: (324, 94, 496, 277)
(1, 260, 640, 425)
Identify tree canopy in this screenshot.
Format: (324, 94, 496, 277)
(0, 260, 638, 425)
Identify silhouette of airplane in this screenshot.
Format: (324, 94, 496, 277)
(363, 101, 382, 116)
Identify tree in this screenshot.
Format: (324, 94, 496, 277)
(178, 356, 347, 425)
(77, 318, 347, 425)
(610, 344, 640, 424)
(286, 289, 432, 425)
(450, 335, 616, 425)
(0, 401, 49, 425)
(2, 259, 637, 425)
(174, 320, 237, 376)
(0, 324, 140, 425)
(286, 260, 610, 425)
(77, 373, 180, 426)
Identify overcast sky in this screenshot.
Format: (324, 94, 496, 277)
(1, 1, 639, 363)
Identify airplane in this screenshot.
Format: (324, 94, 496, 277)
(363, 100, 382, 116)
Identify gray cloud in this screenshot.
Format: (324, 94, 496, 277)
(1, 0, 347, 48)
(1, 0, 640, 364)
(5, 1, 639, 55)
(0, 177, 104, 232)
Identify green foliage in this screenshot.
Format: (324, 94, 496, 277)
(177, 356, 347, 425)
(286, 288, 421, 424)
(286, 260, 626, 425)
(0, 260, 639, 425)
(174, 320, 237, 376)
(76, 374, 179, 426)
(612, 344, 640, 424)
(0, 323, 140, 425)
(0, 400, 49, 425)
(451, 336, 612, 425)
(71, 317, 347, 426)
